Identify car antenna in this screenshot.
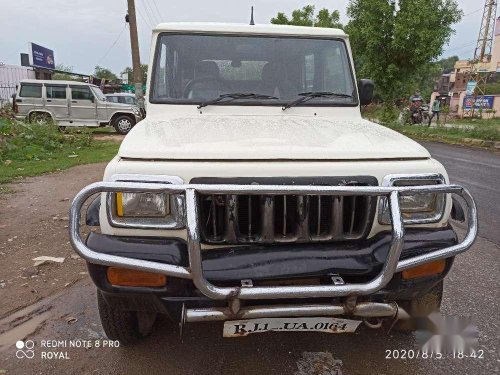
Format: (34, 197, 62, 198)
(250, 6, 255, 25)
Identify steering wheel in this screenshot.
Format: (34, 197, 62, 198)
(183, 77, 230, 98)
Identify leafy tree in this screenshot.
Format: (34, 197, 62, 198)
(436, 55, 459, 73)
(346, 0, 462, 101)
(271, 5, 342, 29)
(93, 65, 118, 81)
(52, 64, 81, 81)
(121, 64, 148, 85)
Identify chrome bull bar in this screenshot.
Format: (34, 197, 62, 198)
(69, 182, 477, 301)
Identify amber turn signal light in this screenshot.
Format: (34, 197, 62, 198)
(107, 267, 167, 287)
(402, 259, 446, 280)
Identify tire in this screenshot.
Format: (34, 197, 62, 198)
(97, 290, 156, 345)
(113, 115, 135, 135)
(393, 281, 443, 332)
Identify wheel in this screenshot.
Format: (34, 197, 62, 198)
(113, 115, 135, 134)
(393, 281, 443, 332)
(97, 290, 157, 345)
(29, 112, 52, 125)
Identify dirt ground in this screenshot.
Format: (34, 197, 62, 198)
(0, 163, 107, 318)
(0, 142, 499, 374)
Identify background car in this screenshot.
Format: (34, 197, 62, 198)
(106, 92, 146, 116)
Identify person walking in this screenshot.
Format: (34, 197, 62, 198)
(428, 97, 441, 126)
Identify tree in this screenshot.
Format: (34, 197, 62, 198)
(346, 0, 462, 101)
(436, 55, 459, 73)
(121, 64, 148, 85)
(52, 64, 80, 81)
(271, 5, 342, 29)
(94, 65, 118, 81)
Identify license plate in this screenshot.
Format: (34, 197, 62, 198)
(223, 317, 361, 337)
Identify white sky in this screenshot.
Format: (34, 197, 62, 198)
(0, 0, 486, 75)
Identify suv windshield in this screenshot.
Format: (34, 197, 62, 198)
(151, 34, 357, 106)
(90, 86, 106, 101)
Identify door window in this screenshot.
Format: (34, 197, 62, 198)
(107, 96, 119, 103)
(46, 85, 67, 99)
(122, 96, 136, 105)
(71, 86, 93, 100)
(19, 84, 42, 98)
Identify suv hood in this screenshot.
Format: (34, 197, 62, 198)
(118, 115, 430, 160)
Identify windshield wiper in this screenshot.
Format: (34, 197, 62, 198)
(282, 91, 353, 110)
(197, 93, 278, 109)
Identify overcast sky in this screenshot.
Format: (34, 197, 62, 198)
(0, 0, 487, 75)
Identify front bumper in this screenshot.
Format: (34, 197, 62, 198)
(88, 228, 455, 322)
(69, 180, 477, 322)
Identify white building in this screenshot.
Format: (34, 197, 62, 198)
(0, 64, 35, 106)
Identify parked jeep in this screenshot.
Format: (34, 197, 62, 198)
(70, 23, 477, 344)
(14, 80, 143, 134)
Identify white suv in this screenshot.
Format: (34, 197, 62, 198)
(70, 23, 477, 344)
(14, 80, 142, 134)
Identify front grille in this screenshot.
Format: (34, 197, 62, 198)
(196, 178, 377, 245)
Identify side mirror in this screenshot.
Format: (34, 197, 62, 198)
(358, 79, 374, 105)
(90, 96, 95, 103)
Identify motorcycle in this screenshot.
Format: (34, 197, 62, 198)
(401, 101, 430, 125)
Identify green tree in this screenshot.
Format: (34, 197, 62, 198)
(121, 64, 148, 85)
(346, 0, 462, 101)
(271, 5, 342, 28)
(93, 65, 118, 81)
(52, 64, 81, 81)
(436, 55, 459, 72)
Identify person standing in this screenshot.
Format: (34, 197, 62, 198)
(428, 97, 441, 126)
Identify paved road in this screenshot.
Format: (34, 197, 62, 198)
(0, 142, 499, 375)
(422, 142, 500, 245)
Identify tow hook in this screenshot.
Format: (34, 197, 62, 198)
(363, 318, 384, 329)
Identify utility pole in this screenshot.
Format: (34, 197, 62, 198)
(126, 0, 143, 101)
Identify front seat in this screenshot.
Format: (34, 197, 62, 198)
(185, 61, 225, 99)
(255, 62, 297, 100)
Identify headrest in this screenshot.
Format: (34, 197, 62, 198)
(195, 61, 220, 79)
(261, 62, 287, 83)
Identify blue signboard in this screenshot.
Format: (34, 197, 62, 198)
(30, 43, 55, 69)
(463, 95, 495, 110)
(465, 81, 476, 95)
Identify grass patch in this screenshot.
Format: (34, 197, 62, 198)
(447, 116, 500, 127)
(0, 117, 119, 184)
(383, 122, 500, 143)
(362, 104, 500, 143)
(0, 141, 118, 184)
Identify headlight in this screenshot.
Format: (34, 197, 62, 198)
(116, 192, 169, 217)
(379, 174, 446, 224)
(132, 107, 141, 115)
(107, 175, 184, 229)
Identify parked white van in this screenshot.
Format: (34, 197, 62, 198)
(14, 80, 143, 134)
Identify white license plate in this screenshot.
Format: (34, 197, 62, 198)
(223, 317, 361, 337)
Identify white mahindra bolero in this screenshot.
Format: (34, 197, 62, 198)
(69, 23, 477, 344)
(14, 80, 142, 134)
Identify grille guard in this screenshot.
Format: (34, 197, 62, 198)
(69, 180, 477, 301)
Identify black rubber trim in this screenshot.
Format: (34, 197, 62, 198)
(86, 227, 457, 283)
(190, 176, 378, 185)
(86, 234, 188, 266)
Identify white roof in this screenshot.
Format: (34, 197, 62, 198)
(106, 92, 135, 96)
(20, 79, 96, 87)
(154, 22, 346, 38)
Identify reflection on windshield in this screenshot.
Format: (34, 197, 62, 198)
(152, 34, 356, 106)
